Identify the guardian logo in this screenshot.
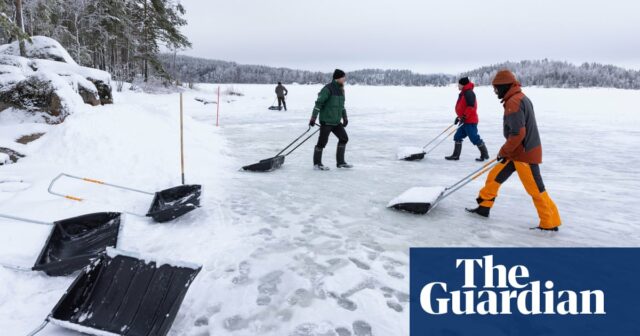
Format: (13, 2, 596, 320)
(420, 255, 606, 316)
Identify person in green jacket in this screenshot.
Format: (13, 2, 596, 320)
(309, 69, 352, 170)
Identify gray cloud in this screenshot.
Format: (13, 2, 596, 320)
(178, 0, 640, 73)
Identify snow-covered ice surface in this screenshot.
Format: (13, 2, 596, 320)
(1, 84, 639, 335)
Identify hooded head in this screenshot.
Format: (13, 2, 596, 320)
(492, 70, 518, 99)
(458, 77, 471, 91)
(278, 82, 282, 85)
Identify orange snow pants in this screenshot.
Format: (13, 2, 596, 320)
(477, 160, 561, 229)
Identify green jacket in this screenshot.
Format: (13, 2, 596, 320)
(311, 80, 347, 125)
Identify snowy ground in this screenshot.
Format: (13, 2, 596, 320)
(1, 84, 639, 335)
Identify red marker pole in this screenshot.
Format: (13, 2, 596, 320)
(216, 85, 220, 127)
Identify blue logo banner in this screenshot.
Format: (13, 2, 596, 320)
(410, 248, 640, 336)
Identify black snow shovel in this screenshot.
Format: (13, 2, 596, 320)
(388, 158, 498, 214)
(0, 212, 121, 276)
(48, 173, 201, 222)
(26, 247, 201, 336)
(242, 125, 321, 172)
(397, 123, 462, 161)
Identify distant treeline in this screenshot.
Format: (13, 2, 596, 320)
(161, 54, 640, 89)
(159, 54, 453, 86)
(461, 60, 640, 89)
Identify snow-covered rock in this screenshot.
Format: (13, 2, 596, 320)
(0, 37, 113, 123)
(0, 36, 78, 65)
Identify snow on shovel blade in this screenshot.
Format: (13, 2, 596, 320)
(396, 146, 426, 161)
(32, 212, 122, 276)
(242, 155, 285, 172)
(146, 185, 202, 223)
(388, 186, 446, 215)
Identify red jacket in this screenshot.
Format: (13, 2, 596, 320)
(455, 82, 478, 124)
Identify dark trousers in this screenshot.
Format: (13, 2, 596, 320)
(316, 124, 348, 149)
(453, 123, 483, 145)
(277, 97, 287, 110)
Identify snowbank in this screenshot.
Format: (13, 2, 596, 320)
(0, 36, 78, 65)
(0, 37, 113, 123)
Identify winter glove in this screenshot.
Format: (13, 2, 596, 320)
(342, 117, 349, 127)
(309, 117, 316, 127)
(497, 155, 507, 163)
(454, 117, 460, 125)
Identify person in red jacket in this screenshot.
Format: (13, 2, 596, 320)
(445, 77, 490, 161)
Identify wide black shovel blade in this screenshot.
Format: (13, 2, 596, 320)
(48, 248, 201, 336)
(146, 185, 202, 223)
(32, 212, 122, 276)
(388, 187, 446, 215)
(242, 155, 285, 172)
(402, 153, 426, 161)
(397, 146, 426, 161)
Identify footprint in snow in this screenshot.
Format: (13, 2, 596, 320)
(352, 320, 373, 336)
(256, 270, 284, 306)
(348, 257, 371, 270)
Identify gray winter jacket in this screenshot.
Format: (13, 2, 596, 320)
(275, 84, 288, 98)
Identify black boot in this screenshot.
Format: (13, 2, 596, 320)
(445, 142, 462, 161)
(465, 206, 491, 217)
(314, 146, 329, 170)
(336, 144, 352, 168)
(476, 143, 489, 162)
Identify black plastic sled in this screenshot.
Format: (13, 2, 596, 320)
(242, 125, 320, 172)
(47, 248, 201, 336)
(146, 184, 202, 222)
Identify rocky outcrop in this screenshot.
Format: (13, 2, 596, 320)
(0, 36, 113, 123)
(0, 147, 25, 165)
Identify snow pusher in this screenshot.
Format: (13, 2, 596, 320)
(48, 173, 202, 222)
(242, 125, 320, 172)
(388, 158, 498, 214)
(267, 98, 282, 110)
(397, 123, 461, 161)
(27, 247, 201, 336)
(0, 212, 121, 276)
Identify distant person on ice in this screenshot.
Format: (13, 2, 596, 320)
(275, 82, 288, 111)
(445, 77, 490, 161)
(309, 69, 352, 170)
(466, 70, 562, 232)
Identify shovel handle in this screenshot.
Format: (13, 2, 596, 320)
(274, 126, 312, 157)
(436, 159, 498, 204)
(284, 127, 322, 157)
(423, 124, 463, 155)
(421, 123, 458, 151)
(49, 173, 154, 197)
(0, 213, 52, 226)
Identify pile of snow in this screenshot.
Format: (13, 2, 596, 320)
(0, 36, 112, 123)
(0, 152, 9, 164)
(0, 36, 78, 65)
(387, 186, 445, 207)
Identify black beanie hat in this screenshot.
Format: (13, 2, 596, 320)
(459, 77, 470, 86)
(333, 69, 346, 80)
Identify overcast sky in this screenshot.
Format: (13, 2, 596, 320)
(178, 0, 640, 74)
